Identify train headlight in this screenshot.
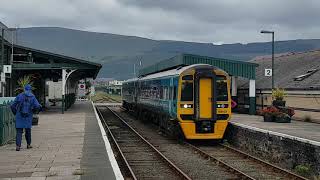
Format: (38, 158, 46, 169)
(217, 104, 228, 108)
(181, 104, 193, 108)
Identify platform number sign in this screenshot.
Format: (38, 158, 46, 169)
(78, 83, 86, 97)
(3, 65, 12, 74)
(265, 69, 272, 77)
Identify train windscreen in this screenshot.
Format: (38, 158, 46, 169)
(181, 81, 193, 101)
(217, 77, 228, 101)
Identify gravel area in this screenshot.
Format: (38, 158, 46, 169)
(112, 107, 239, 180)
(112, 107, 304, 180)
(197, 144, 295, 179)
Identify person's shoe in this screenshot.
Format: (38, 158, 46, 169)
(16, 146, 20, 151)
(27, 145, 33, 149)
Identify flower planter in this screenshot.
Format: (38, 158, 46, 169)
(274, 114, 291, 123)
(263, 114, 274, 122)
(272, 100, 286, 107)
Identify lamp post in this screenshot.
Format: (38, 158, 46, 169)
(1, 28, 4, 70)
(133, 57, 142, 77)
(7, 28, 17, 65)
(260, 30, 275, 89)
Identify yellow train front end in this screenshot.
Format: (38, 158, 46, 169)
(177, 65, 231, 139)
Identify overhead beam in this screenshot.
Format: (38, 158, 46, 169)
(13, 63, 98, 70)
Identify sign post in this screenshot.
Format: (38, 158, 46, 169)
(78, 83, 86, 98)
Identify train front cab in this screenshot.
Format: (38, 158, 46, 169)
(177, 66, 231, 139)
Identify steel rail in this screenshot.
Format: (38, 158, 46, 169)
(119, 106, 308, 179)
(96, 107, 137, 180)
(103, 106, 192, 180)
(184, 142, 255, 180)
(218, 143, 308, 180)
(102, 96, 120, 103)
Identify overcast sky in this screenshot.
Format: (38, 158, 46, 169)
(0, 0, 319, 44)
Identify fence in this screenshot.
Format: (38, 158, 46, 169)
(0, 97, 15, 145)
(236, 89, 320, 122)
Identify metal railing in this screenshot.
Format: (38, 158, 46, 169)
(0, 97, 15, 145)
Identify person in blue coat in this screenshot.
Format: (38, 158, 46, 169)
(11, 84, 42, 151)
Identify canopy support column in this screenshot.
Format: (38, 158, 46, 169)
(231, 76, 238, 108)
(249, 79, 256, 115)
(62, 69, 76, 114)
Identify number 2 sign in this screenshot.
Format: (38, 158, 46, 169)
(265, 69, 272, 77)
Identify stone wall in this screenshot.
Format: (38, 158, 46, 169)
(225, 124, 320, 176)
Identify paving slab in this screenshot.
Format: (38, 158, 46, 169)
(231, 113, 320, 144)
(0, 101, 118, 180)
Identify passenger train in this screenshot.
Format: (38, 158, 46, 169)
(122, 64, 231, 139)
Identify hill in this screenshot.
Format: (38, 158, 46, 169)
(16, 27, 320, 79)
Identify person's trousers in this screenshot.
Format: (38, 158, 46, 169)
(16, 128, 31, 147)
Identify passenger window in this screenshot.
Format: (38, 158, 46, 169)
(161, 87, 163, 99)
(164, 86, 169, 99)
(181, 82, 193, 101)
(173, 86, 177, 100)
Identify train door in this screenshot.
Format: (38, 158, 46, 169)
(194, 67, 217, 122)
(199, 78, 212, 119)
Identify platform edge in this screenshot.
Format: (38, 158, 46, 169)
(91, 101, 124, 180)
(230, 121, 320, 147)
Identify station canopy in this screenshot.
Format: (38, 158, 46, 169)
(138, 54, 258, 79)
(11, 44, 101, 79)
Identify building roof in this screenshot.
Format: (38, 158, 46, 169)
(238, 50, 320, 90)
(0, 22, 16, 44)
(138, 54, 258, 79)
(1, 39, 101, 79)
(1, 21, 101, 79)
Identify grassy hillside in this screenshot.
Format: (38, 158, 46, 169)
(16, 27, 320, 80)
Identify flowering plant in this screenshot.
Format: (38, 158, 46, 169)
(257, 106, 279, 116)
(272, 88, 286, 100)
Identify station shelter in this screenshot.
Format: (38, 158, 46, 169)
(138, 54, 259, 114)
(0, 23, 101, 145)
(0, 34, 101, 113)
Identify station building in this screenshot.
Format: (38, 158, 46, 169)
(0, 22, 101, 112)
(237, 49, 320, 123)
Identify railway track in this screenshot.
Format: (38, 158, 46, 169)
(186, 143, 307, 180)
(97, 106, 191, 180)
(95, 96, 120, 103)
(99, 106, 307, 180)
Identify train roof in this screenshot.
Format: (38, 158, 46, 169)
(123, 78, 139, 83)
(139, 64, 225, 81)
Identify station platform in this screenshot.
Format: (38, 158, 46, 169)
(230, 114, 320, 145)
(229, 113, 320, 175)
(0, 101, 121, 180)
